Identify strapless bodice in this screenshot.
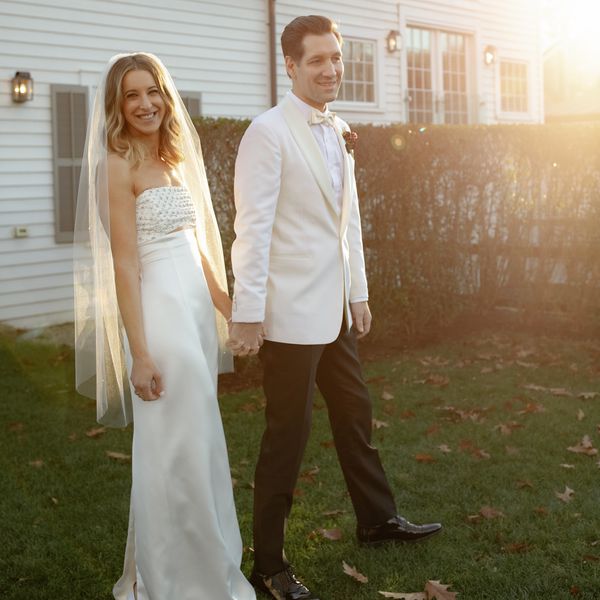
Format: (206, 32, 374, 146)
(136, 186, 196, 244)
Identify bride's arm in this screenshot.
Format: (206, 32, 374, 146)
(198, 248, 232, 321)
(108, 154, 163, 400)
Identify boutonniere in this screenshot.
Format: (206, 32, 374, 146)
(342, 130, 358, 156)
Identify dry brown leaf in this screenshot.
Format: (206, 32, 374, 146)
(425, 580, 458, 600)
(534, 506, 549, 516)
(85, 426, 107, 439)
(567, 435, 598, 456)
(379, 592, 426, 599)
(577, 409, 585, 422)
(342, 561, 368, 584)
(299, 466, 320, 483)
(516, 479, 533, 489)
(381, 390, 395, 401)
(517, 403, 546, 415)
(400, 410, 416, 419)
(415, 453, 436, 463)
(579, 392, 599, 400)
(425, 424, 441, 436)
(322, 509, 346, 517)
(503, 542, 533, 553)
(515, 360, 538, 369)
(438, 444, 452, 454)
(556, 486, 575, 503)
(425, 374, 450, 388)
(479, 505, 505, 519)
(372, 418, 389, 430)
(106, 451, 131, 463)
(8, 422, 24, 433)
(550, 387, 573, 397)
(522, 383, 547, 392)
(560, 463, 576, 469)
(29, 459, 45, 468)
(316, 527, 342, 541)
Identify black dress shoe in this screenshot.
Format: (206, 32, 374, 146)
(250, 566, 320, 600)
(357, 515, 442, 546)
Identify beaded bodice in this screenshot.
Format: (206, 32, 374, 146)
(136, 186, 196, 244)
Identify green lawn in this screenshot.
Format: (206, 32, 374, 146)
(1, 329, 600, 599)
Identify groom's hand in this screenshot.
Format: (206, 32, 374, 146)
(227, 322, 265, 356)
(350, 301, 372, 339)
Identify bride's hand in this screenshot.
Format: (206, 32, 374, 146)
(131, 356, 164, 401)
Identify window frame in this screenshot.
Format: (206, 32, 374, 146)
(333, 31, 385, 113)
(179, 91, 203, 119)
(496, 58, 532, 121)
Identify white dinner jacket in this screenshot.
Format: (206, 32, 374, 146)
(231, 93, 368, 345)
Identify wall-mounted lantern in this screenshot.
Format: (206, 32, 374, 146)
(12, 71, 34, 103)
(483, 45, 497, 66)
(386, 30, 401, 53)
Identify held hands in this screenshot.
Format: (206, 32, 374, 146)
(350, 301, 372, 339)
(227, 322, 266, 356)
(131, 355, 164, 401)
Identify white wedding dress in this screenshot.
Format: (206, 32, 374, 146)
(112, 186, 256, 600)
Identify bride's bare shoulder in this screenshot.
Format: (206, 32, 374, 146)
(107, 153, 133, 184)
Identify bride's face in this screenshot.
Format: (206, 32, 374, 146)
(121, 69, 166, 138)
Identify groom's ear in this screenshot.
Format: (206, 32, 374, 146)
(284, 55, 296, 80)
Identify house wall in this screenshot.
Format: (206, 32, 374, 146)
(0, 0, 543, 328)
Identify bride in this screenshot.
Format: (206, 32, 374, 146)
(73, 52, 256, 600)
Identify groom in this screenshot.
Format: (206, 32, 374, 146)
(229, 15, 442, 600)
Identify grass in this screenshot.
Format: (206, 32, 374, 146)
(1, 329, 600, 599)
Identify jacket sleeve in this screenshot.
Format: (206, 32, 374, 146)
(231, 119, 281, 322)
(345, 140, 369, 303)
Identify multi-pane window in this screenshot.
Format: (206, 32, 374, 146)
(51, 85, 88, 243)
(338, 39, 376, 103)
(406, 26, 472, 124)
(180, 92, 202, 119)
(500, 61, 528, 113)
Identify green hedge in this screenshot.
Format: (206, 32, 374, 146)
(196, 118, 600, 339)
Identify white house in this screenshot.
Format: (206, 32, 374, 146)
(0, 0, 543, 328)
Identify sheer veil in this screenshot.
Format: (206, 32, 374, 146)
(73, 52, 233, 428)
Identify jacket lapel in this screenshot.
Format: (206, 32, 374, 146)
(333, 121, 354, 235)
(281, 95, 338, 214)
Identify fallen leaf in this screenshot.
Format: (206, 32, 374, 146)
(517, 403, 546, 415)
(85, 426, 107, 439)
(556, 486, 575, 503)
(438, 444, 452, 454)
(379, 592, 426, 599)
(534, 506, 549, 516)
(342, 561, 368, 584)
(29, 459, 45, 468)
(400, 410, 416, 419)
(299, 466, 320, 484)
(425, 424, 440, 436)
(570, 585, 581, 597)
(425, 374, 450, 388)
(577, 409, 585, 422)
(425, 580, 457, 600)
(316, 528, 342, 541)
(372, 418, 389, 430)
(560, 463, 576, 469)
(381, 390, 395, 401)
(567, 435, 597, 456)
(322, 509, 346, 517)
(479, 506, 505, 519)
(503, 542, 533, 553)
(8, 422, 24, 433)
(415, 453, 436, 463)
(320, 439, 335, 448)
(516, 360, 538, 369)
(582, 555, 600, 562)
(551, 387, 573, 397)
(105, 451, 131, 463)
(579, 392, 599, 400)
(516, 479, 533, 489)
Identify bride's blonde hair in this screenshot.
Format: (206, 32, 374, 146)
(105, 53, 184, 168)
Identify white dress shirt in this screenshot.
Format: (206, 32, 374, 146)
(288, 91, 344, 210)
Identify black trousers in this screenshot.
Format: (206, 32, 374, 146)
(253, 324, 397, 575)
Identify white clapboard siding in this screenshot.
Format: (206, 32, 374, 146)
(0, 0, 543, 328)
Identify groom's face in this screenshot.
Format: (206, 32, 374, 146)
(286, 32, 344, 110)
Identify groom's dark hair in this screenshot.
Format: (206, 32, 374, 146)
(281, 15, 342, 62)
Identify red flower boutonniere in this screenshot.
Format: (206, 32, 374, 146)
(342, 130, 358, 156)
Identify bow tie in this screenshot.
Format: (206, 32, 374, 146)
(309, 109, 336, 127)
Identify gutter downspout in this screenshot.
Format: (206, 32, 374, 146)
(268, 0, 277, 107)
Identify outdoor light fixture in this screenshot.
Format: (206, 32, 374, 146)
(386, 30, 401, 53)
(483, 45, 497, 66)
(11, 71, 33, 102)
